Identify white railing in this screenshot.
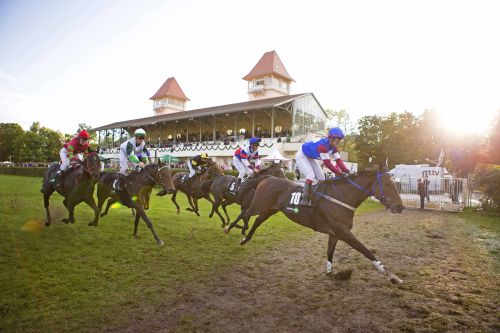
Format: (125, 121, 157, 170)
(395, 177, 479, 212)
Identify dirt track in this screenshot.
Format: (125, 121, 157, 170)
(109, 209, 499, 333)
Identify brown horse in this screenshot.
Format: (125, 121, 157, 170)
(170, 159, 225, 218)
(41, 152, 101, 226)
(225, 164, 406, 284)
(208, 163, 287, 228)
(93, 164, 176, 245)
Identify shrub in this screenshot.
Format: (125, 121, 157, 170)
(473, 163, 500, 214)
(0, 167, 47, 177)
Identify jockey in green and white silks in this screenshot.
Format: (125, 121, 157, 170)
(115, 128, 149, 191)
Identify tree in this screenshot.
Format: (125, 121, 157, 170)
(19, 122, 64, 162)
(324, 109, 358, 162)
(487, 110, 500, 164)
(0, 123, 25, 163)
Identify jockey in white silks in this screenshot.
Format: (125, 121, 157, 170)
(114, 128, 149, 191)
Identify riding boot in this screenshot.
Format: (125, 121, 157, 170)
(114, 173, 127, 191)
(299, 181, 313, 206)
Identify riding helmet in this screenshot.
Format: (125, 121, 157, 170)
(328, 127, 345, 139)
(134, 128, 146, 138)
(200, 152, 209, 159)
(78, 130, 90, 139)
(249, 137, 261, 145)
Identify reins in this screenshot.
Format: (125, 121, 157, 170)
(314, 172, 388, 211)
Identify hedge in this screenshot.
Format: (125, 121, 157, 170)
(0, 167, 47, 177)
(474, 163, 500, 214)
(1, 167, 297, 181)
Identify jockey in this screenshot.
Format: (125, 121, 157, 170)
(115, 128, 149, 191)
(295, 127, 351, 206)
(50, 130, 92, 186)
(232, 136, 262, 185)
(187, 152, 210, 180)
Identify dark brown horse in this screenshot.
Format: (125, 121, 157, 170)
(208, 163, 287, 228)
(170, 159, 225, 218)
(41, 152, 101, 226)
(94, 164, 176, 245)
(225, 164, 406, 284)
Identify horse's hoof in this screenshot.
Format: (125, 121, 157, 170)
(45, 221, 51, 226)
(99, 213, 106, 217)
(88, 221, 97, 227)
(186, 208, 192, 211)
(62, 218, 69, 224)
(223, 226, 230, 234)
(176, 210, 180, 215)
(240, 237, 247, 245)
(209, 213, 213, 218)
(157, 239, 164, 246)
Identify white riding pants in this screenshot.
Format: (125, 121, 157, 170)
(295, 148, 325, 182)
(188, 161, 196, 178)
(59, 147, 83, 171)
(232, 156, 253, 179)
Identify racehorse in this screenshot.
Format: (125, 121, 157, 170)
(225, 164, 406, 284)
(208, 163, 287, 228)
(170, 159, 225, 218)
(41, 152, 101, 226)
(94, 164, 176, 245)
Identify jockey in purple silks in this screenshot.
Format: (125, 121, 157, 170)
(295, 127, 352, 206)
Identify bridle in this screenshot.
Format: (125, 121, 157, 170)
(144, 165, 171, 189)
(344, 172, 390, 207)
(315, 172, 390, 211)
(82, 152, 100, 180)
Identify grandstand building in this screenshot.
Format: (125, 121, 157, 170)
(93, 50, 342, 169)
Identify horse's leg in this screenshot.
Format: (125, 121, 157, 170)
(224, 209, 246, 234)
(192, 197, 201, 217)
(171, 190, 180, 214)
(204, 194, 224, 225)
(144, 191, 150, 210)
(186, 195, 199, 216)
(100, 198, 115, 217)
(86, 196, 100, 227)
(221, 200, 232, 226)
(324, 219, 403, 284)
(43, 190, 54, 226)
(62, 199, 77, 224)
(133, 208, 141, 238)
(240, 210, 278, 245)
(134, 204, 163, 245)
(326, 235, 339, 274)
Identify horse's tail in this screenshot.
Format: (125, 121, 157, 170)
(241, 175, 271, 192)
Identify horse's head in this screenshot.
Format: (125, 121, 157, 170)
(206, 160, 224, 177)
(83, 152, 101, 182)
(370, 164, 405, 213)
(156, 166, 175, 194)
(259, 163, 286, 178)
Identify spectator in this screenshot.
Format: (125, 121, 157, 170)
(417, 178, 426, 210)
(423, 175, 430, 202)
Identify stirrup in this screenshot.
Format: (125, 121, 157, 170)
(299, 198, 312, 206)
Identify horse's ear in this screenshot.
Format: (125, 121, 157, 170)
(379, 162, 389, 172)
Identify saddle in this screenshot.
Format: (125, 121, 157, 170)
(285, 184, 322, 212)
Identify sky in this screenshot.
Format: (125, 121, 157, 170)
(1, 0, 499, 135)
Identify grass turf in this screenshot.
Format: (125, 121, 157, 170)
(0, 175, 383, 332)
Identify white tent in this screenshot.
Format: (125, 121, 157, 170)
(261, 148, 290, 162)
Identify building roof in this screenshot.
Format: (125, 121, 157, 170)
(93, 93, 312, 131)
(242, 50, 294, 82)
(149, 77, 190, 101)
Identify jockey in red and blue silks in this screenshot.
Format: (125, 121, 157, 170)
(232, 137, 262, 184)
(295, 127, 351, 206)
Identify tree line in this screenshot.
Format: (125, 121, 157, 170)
(0, 122, 94, 163)
(328, 109, 500, 177)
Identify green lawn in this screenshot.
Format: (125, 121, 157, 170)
(0, 175, 382, 332)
